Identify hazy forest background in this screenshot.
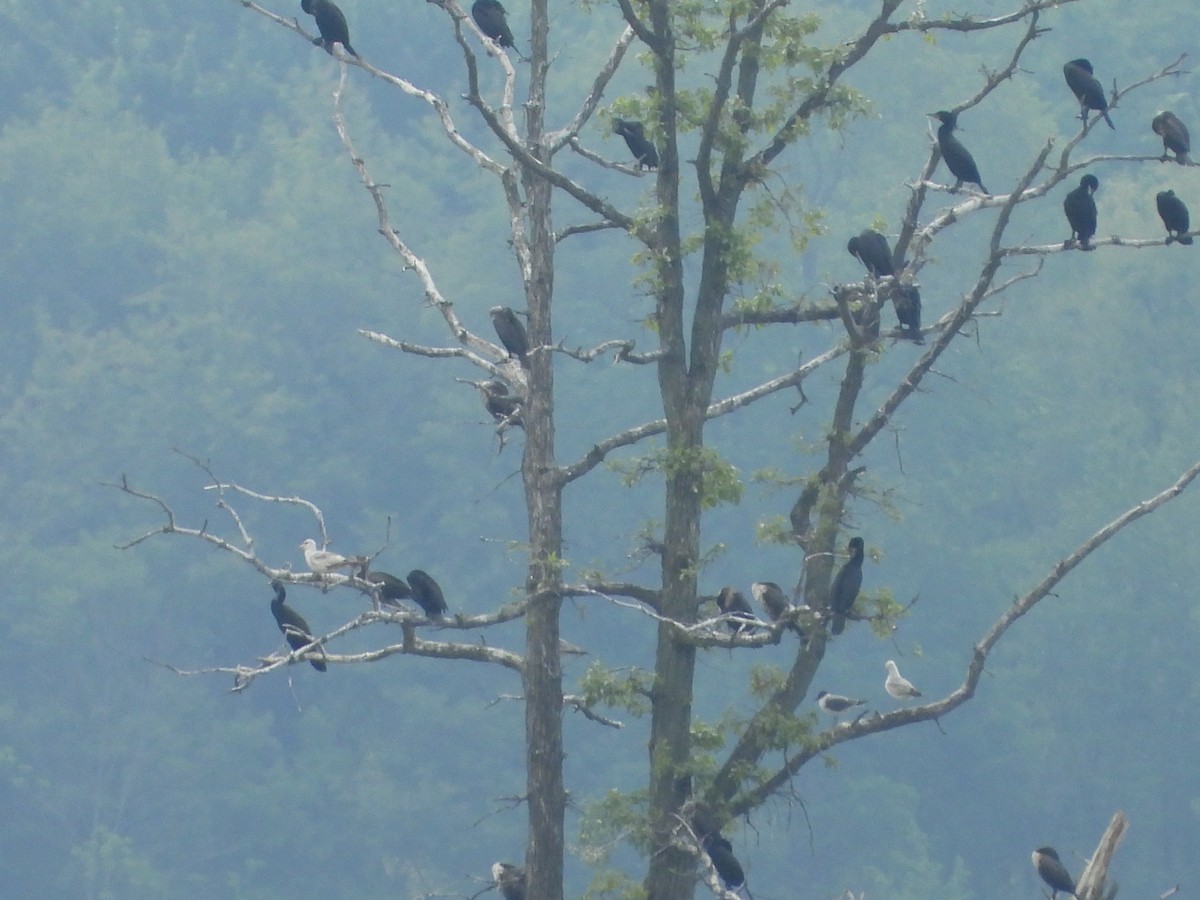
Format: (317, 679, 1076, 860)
(1, 0, 1199, 897)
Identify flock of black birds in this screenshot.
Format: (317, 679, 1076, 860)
(264, 553, 447, 676)
(850, 57, 1194, 339)
(283, 7, 1144, 892)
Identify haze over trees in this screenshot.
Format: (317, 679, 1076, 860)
(2, 1, 1200, 898)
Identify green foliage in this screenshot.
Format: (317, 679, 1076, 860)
(579, 788, 652, 859)
(578, 663, 654, 716)
(612, 445, 744, 509)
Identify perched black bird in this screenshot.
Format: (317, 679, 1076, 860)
(270, 581, 327, 671)
(715, 586, 755, 634)
(1152, 111, 1190, 164)
(816, 690, 867, 722)
(406, 569, 448, 619)
(491, 862, 526, 900)
(829, 536, 864, 636)
(1032, 847, 1077, 899)
(846, 229, 894, 277)
(472, 0, 515, 49)
(848, 230, 921, 341)
(1063, 174, 1099, 250)
(751, 581, 802, 635)
(613, 118, 659, 170)
(1063, 59, 1114, 129)
(930, 111, 988, 193)
(490, 306, 531, 366)
(301, 0, 357, 57)
(478, 380, 524, 428)
(701, 834, 745, 891)
(364, 571, 412, 609)
(1157, 190, 1193, 245)
(892, 283, 923, 344)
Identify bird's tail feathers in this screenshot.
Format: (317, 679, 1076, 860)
(1102, 110, 1115, 130)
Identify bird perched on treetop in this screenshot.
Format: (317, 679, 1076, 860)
(1157, 190, 1193, 245)
(930, 110, 988, 193)
(1032, 847, 1077, 899)
(1062, 174, 1099, 251)
(829, 536, 865, 636)
(1152, 111, 1190, 164)
(299, 538, 364, 575)
(489, 306, 531, 367)
(613, 118, 659, 170)
(301, 0, 357, 57)
(715, 586, 755, 635)
(816, 690, 866, 722)
(270, 581, 327, 671)
(472, 0, 517, 51)
(407, 569, 448, 619)
(751, 581, 803, 636)
(884, 659, 921, 700)
(1063, 59, 1114, 129)
(491, 862, 526, 900)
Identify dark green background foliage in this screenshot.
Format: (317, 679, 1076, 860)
(0, 0, 1197, 897)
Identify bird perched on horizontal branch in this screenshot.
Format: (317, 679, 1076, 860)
(363, 571, 412, 609)
(751, 581, 803, 636)
(715, 586, 755, 634)
(1156, 190, 1193, 245)
(270, 581, 326, 671)
(613, 118, 659, 170)
(884, 659, 921, 700)
(1152, 111, 1190, 164)
(301, 0, 357, 57)
(299, 538, 365, 575)
(929, 110, 988, 193)
(472, 0, 518, 53)
(490, 306, 531, 367)
(817, 690, 866, 723)
(1063, 58, 1114, 129)
(1063, 174, 1099, 251)
(406, 569, 448, 619)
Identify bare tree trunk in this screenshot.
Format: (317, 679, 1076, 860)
(521, 0, 566, 895)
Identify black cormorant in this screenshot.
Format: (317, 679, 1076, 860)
(613, 118, 659, 170)
(1063, 174, 1099, 250)
(1063, 59, 1114, 129)
(816, 690, 867, 722)
(701, 834, 745, 890)
(1032, 847, 1077, 899)
(884, 659, 921, 700)
(846, 229, 894, 277)
(848, 230, 921, 341)
(892, 283, 923, 344)
(472, 0, 515, 48)
(270, 581, 327, 672)
(930, 111, 988, 193)
(491, 862, 527, 900)
(478, 380, 524, 427)
(829, 536, 864, 636)
(1157, 190, 1193, 245)
(490, 306, 531, 366)
(751, 581, 802, 635)
(364, 571, 412, 608)
(1152, 111, 1190, 164)
(715, 587, 755, 634)
(407, 569, 448, 619)
(300, 0, 357, 57)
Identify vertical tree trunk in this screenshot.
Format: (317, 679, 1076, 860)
(522, 0, 566, 895)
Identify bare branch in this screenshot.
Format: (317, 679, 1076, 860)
(730, 459, 1200, 815)
(548, 26, 638, 152)
(563, 695, 625, 729)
